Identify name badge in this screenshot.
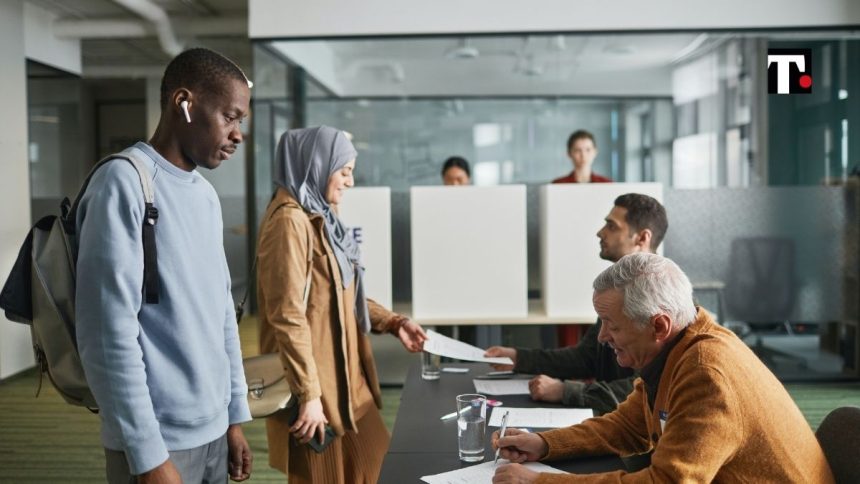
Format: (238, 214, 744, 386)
(659, 410, 668, 432)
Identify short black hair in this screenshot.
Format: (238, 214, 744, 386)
(441, 156, 471, 178)
(566, 130, 596, 152)
(159, 47, 247, 108)
(614, 193, 668, 250)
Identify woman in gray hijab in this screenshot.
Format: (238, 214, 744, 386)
(256, 126, 427, 483)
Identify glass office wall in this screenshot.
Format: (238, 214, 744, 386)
(305, 97, 671, 302)
(251, 45, 292, 228)
(252, 32, 860, 381)
(26, 62, 86, 224)
(671, 38, 767, 188)
(27, 68, 152, 225)
(305, 98, 671, 187)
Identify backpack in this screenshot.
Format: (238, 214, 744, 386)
(0, 150, 160, 410)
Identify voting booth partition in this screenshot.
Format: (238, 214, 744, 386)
(540, 183, 664, 318)
(341, 184, 672, 382)
(343, 183, 664, 323)
(410, 186, 529, 320)
(337, 187, 393, 308)
(337, 187, 409, 384)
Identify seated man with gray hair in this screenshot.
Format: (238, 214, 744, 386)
(492, 253, 833, 483)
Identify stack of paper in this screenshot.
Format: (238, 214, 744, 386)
(488, 407, 593, 428)
(472, 379, 530, 395)
(421, 460, 566, 483)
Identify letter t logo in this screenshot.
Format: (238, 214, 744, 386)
(767, 49, 812, 94)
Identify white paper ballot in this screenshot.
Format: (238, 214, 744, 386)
(421, 460, 565, 483)
(473, 379, 530, 395)
(488, 407, 593, 428)
(423, 329, 514, 365)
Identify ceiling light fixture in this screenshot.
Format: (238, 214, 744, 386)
(516, 54, 543, 77)
(446, 38, 480, 59)
(671, 34, 709, 64)
(603, 44, 635, 55)
(522, 64, 544, 77)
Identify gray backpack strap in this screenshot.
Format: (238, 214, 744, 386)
(115, 150, 159, 304)
(119, 151, 155, 205)
(66, 149, 160, 304)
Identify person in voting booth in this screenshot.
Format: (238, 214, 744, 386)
(256, 126, 427, 483)
(491, 253, 834, 483)
(485, 194, 667, 415)
(551, 129, 611, 184)
(550, 129, 612, 350)
(441, 156, 472, 185)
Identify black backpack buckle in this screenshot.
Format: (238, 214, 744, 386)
(145, 204, 159, 226)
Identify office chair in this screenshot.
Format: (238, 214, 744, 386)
(724, 237, 806, 371)
(816, 406, 860, 483)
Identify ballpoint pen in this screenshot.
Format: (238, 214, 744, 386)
(494, 410, 510, 466)
(441, 400, 503, 420)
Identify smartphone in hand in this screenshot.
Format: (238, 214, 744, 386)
(286, 399, 337, 453)
(307, 426, 337, 453)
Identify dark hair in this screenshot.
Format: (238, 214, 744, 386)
(159, 47, 248, 108)
(441, 156, 471, 178)
(566, 130, 597, 152)
(614, 193, 668, 250)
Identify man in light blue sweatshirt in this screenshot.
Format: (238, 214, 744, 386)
(75, 48, 253, 484)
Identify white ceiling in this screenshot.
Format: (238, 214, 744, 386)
(23, 1, 860, 98)
(27, 0, 251, 75)
(270, 34, 704, 97)
(27, 0, 703, 97)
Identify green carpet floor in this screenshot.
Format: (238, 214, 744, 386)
(0, 368, 400, 483)
(1, 368, 859, 483)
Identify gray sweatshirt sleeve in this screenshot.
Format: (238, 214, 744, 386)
(222, 259, 252, 425)
(75, 162, 168, 475)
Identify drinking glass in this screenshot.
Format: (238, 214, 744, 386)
(421, 351, 441, 380)
(456, 393, 487, 462)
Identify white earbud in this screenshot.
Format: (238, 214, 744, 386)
(180, 100, 191, 123)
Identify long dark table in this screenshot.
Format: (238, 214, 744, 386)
(379, 362, 627, 483)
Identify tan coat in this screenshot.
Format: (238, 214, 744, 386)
(535, 309, 834, 483)
(256, 188, 404, 472)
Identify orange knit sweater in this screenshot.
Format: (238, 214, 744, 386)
(535, 309, 834, 483)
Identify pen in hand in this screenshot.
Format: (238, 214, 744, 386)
(494, 410, 510, 466)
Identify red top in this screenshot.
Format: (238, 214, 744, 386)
(551, 170, 613, 184)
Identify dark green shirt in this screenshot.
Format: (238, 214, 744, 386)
(515, 320, 637, 416)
